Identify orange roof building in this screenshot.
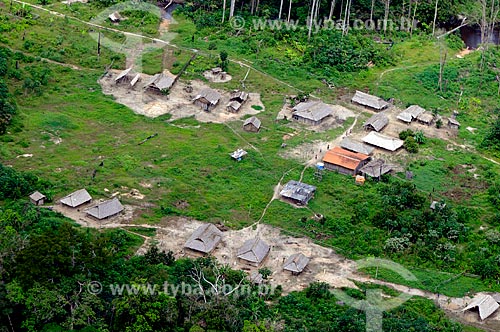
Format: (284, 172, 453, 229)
(322, 147, 370, 175)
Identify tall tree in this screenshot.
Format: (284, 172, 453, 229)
(229, 0, 235, 18)
(432, 0, 439, 35)
(329, 0, 336, 20)
(287, 0, 293, 22)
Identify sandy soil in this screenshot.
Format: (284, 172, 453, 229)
(99, 71, 264, 123)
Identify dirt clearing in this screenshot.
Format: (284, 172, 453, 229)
(99, 70, 264, 123)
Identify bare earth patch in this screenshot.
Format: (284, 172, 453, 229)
(99, 71, 264, 123)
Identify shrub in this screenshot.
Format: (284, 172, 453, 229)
(399, 129, 414, 140)
(404, 137, 419, 153)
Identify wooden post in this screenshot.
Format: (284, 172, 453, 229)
(97, 31, 101, 57)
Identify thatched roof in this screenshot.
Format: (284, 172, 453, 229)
(417, 112, 434, 124)
(351, 91, 389, 110)
(280, 180, 316, 204)
(230, 90, 249, 102)
(243, 116, 261, 129)
(184, 224, 223, 254)
(362, 132, 404, 151)
(130, 73, 141, 87)
(60, 189, 92, 208)
(363, 113, 389, 132)
(237, 237, 270, 264)
(463, 295, 500, 320)
(115, 67, 132, 82)
(283, 253, 310, 273)
(144, 73, 175, 91)
(405, 105, 426, 118)
(227, 100, 242, 111)
(29, 191, 45, 201)
(194, 88, 221, 105)
(397, 111, 412, 123)
(340, 137, 375, 155)
(360, 159, 393, 178)
(322, 147, 370, 171)
(292, 101, 333, 122)
(85, 198, 123, 220)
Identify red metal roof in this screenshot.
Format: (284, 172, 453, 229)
(322, 147, 370, 170)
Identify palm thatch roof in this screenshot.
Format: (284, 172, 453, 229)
(283, 253, 310, 273)
(237, 237, 270, 264)
(351, 91, 389, 110)
(363, 113, 389, 132)
(292, 101, 333, 122)
(115, 67, 132, 82)
(29, 191, 45, 201)
(243, 116, 261, 129)
(359, 159, 393, 178)
(340, 137, 375, 155)
(85, 198, 123, 220)
(463, 295, 500, 320)
(193, 88, 221, 105)
(144, 73, 175, 91)
(60, 189, 92, 208)
(184, 224, 223, 254)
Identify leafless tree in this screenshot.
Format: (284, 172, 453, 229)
(432, 0, 439, 35)
(190, 262, 246, 304)
(229, 0, 235, 18)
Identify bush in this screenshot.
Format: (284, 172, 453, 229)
(399, 129, 414, 140)
(404, 136, 419, 153)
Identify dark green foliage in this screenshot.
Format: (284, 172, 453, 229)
(481, 113, 500, 150)
(220, 50, 229, 71)
(404, 136, 419, 153)
(399, 129, 414, 140)
(0, 164, 46, 199)
(436, 118, 443, 128)
(144, 245, 175, 266)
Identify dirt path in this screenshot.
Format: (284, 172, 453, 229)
(254, 167, 296, 225)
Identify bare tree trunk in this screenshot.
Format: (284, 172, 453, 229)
(346, 0, 352, 33)
(279, 0, 284, 19)
(370, 0, 375, 22)
(339, 0, 345, 26)
(315, 0, 320, 21)
(432, 0, 439, 36)
(287, 0, 292, 22)
(250, 0, 255, 15)
(256, 0, 260, 15)
(308, 0, 318, 41)
(410, 0, 418, 37)
(383, 0, 390, 32)
(229, 0, 235, 18)
(222, 0, 227, 23)
(329, 0, 336, 20)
